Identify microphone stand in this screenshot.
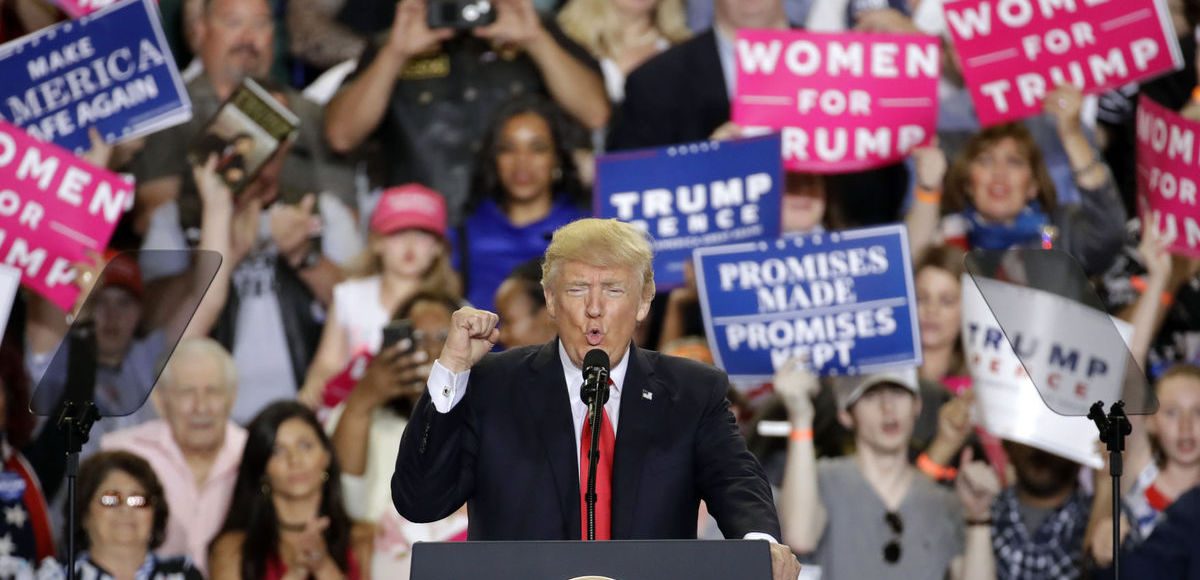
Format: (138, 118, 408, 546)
(582, 367, 609, 541)
(1088, 401, 1130, 580)
(58, 321, 99, 580)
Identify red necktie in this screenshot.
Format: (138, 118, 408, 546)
(579, 382, 615, 540)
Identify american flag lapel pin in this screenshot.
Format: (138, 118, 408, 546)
(642, 390, 653, 401)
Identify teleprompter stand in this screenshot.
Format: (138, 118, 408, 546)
(1089, 400, 1131, 580)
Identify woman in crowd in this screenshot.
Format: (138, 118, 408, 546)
(329, 291, 465, 578)
(63, 451, 201, 579)
(907, 86, 1126, 276)
(557, 0, 691, 104)
(455, 95, 589, 314)
(210, 402, 369, 579)
(299, 184, 457, 409)
(914, 246, 969, 390)
(907, 244, 1007, 485)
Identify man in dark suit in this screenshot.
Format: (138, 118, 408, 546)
(393, 218, 800, 578)
(608, 0, 790, 150)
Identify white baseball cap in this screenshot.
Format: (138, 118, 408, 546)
(834, 367, 920, 411)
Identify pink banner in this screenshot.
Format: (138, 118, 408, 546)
(733, 30, 939, 173)
(0, 121, 131, 310)
(1136, 99, 1200, 258)
(53, 0, 137, 19)
(946, 0, 1182, 127)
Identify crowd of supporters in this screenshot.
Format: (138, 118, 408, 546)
(1, 0, 1200, 578)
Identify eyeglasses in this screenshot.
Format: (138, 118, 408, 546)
(883, 511, 903, 564)
(98, 491, 152, 509)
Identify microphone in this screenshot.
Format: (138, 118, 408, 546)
(581, 348, 611, 408)
(580, 348, 609, 541)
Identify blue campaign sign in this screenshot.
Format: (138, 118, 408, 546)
(0, 0, 191, 154)
(594, 134, 782, 290)
(694, 225, 922, 381)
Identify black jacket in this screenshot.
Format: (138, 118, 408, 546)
(393, 340, 780, 541)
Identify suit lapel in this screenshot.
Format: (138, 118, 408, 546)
(517, 340, 580, 539)
(612, 346, 670, 539)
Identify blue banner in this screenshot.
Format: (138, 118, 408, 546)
(0, 0, 191, 154)
(594, 134, 782, 290)
(694, 225, 921, 381)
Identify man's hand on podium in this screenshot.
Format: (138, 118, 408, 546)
(769, 542, 801, 580)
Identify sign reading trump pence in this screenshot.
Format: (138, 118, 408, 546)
(0, 0, 191, 153)
(945, 0, 1182, 126)
(693, 225, 920, 381)
(733, 30, 939, 173)
(1136, 98, 1200, 258)
(962, 275, 1134, 468)
(595, 134, 782, 290)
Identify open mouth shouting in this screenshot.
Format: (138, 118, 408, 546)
(586, 327, 604, 346)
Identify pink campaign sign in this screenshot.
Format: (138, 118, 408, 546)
(733, 30, 939, 174)
(53, 0, 136, 18)
(0, 121, 131, 310)
(946, 0, 1183, 127)
(1136, 99, 1200, 258)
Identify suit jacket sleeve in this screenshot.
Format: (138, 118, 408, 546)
(693, 368, 782, 540)
(391, 386, 478, 523)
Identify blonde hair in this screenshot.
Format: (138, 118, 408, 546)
(557, 0, 691, 59)
(542, 219, 655, 298)
(159, 337, 238, 393)
(345, 234, 462, 297)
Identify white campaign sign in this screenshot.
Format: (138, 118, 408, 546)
(962, 275, 1134, 468)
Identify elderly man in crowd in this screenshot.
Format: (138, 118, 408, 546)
(101, 337, 247, 575)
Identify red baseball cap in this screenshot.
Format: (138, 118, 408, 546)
(101, 252, 144, 299)
(369, 184, 447, 238)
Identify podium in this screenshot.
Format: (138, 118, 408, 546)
(410, 539, 773, 579)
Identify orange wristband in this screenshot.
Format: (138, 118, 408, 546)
(789, 428, 814, 442)
(915, 186, 942, 205)
(917, 452, 958, 481)
(1130, 275, 1175, 308)
(1192, 85, 1200, 103)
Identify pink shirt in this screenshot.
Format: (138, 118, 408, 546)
(101, 420, 247, 575)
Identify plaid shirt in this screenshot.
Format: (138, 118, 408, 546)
(992, 487, 1090, 580)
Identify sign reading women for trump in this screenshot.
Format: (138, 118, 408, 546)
(962, 276, 1133, 468)
(1136, 98, 1200, 258)
(945, 0, 1182, 126)
(595, 134, 782, 289)
(733, 30, 939, 173)
(0, 0, 191, 154)
(693, 225, 920, 381)
(0, 121, 132, 310)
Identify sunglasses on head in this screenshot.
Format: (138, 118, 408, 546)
(98, 491, 151, 509)
(883, 510, 903, 564)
